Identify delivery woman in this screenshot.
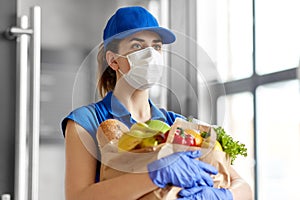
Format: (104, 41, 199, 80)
(62, 6, 252, 200)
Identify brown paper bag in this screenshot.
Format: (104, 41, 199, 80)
(98, 143, 182, 199)
(200, 150, 231, 188)
(97, 118, 231, 199)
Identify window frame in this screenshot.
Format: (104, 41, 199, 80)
(211, 1, 299, 199)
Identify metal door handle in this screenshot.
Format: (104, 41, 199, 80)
(28, 6, 41, 200)
(5, 6, 41, 200)
(13, 14, 30, 200)
(298, 58, 300, 86)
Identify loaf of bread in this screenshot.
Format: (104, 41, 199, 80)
(97, 119, 128, 148)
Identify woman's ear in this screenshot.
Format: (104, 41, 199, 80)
(106, 51, 119, 71)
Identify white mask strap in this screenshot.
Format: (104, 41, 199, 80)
(114, 53, 127, 59)
(118, 69, 125, 75)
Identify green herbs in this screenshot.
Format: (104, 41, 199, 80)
(214, 126, 247, 164)
(200, 131, 210, 139)
(201, 127, 248, 164)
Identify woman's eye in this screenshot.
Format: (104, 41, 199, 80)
(153, 44, 162, 51)
(131, 43, 142, 49)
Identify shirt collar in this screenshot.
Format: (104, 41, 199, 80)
(102, 91, 166, 121)
(102, 91, 130, 118)
(149, 98, 167, 121)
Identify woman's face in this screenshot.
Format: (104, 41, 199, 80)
(116, 30, 163, 74)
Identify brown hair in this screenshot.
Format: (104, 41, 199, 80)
(96, 39, 121, 98)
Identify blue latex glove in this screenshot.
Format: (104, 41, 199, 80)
(147, 150, 218, 188)
(178, 186, 233, 200)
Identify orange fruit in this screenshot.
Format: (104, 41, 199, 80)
(185, 129, 203, 146)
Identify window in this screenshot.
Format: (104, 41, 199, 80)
(217, 92, 255, 191)
(256, 0, 300, 75)
(197, 0, 253, 82)
(256, 80, 300, 199)
(197, 0, 299, 199)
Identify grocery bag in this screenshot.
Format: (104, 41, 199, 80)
(97, 118, 231, 199)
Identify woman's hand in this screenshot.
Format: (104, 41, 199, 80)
(177, 186, 233, 200)
(178, 166, 253, 200)
(147, 150, 218, 188)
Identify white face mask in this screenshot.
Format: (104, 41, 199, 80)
(117, 47, 164, 90)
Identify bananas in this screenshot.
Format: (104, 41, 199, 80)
(118, 133, 143, 151)
(140, 137, 158, 148)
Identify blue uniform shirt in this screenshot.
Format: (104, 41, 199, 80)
(61, 91, 185, 182)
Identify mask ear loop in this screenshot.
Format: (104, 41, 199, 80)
(114, 53, 127, 59)
(109, 53, 127, 73)
(118, 68, 125, 75)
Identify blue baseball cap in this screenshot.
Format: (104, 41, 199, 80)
(103, 6, 176, 48)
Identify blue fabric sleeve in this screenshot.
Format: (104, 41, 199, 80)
(159, 108, 186, 126)
(61, 104, 100, 141)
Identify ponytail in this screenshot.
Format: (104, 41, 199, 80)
(96, 40, 120, 98)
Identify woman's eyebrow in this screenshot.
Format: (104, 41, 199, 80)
(129, 38, 162, 43)
(129, 38, 145, 42)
